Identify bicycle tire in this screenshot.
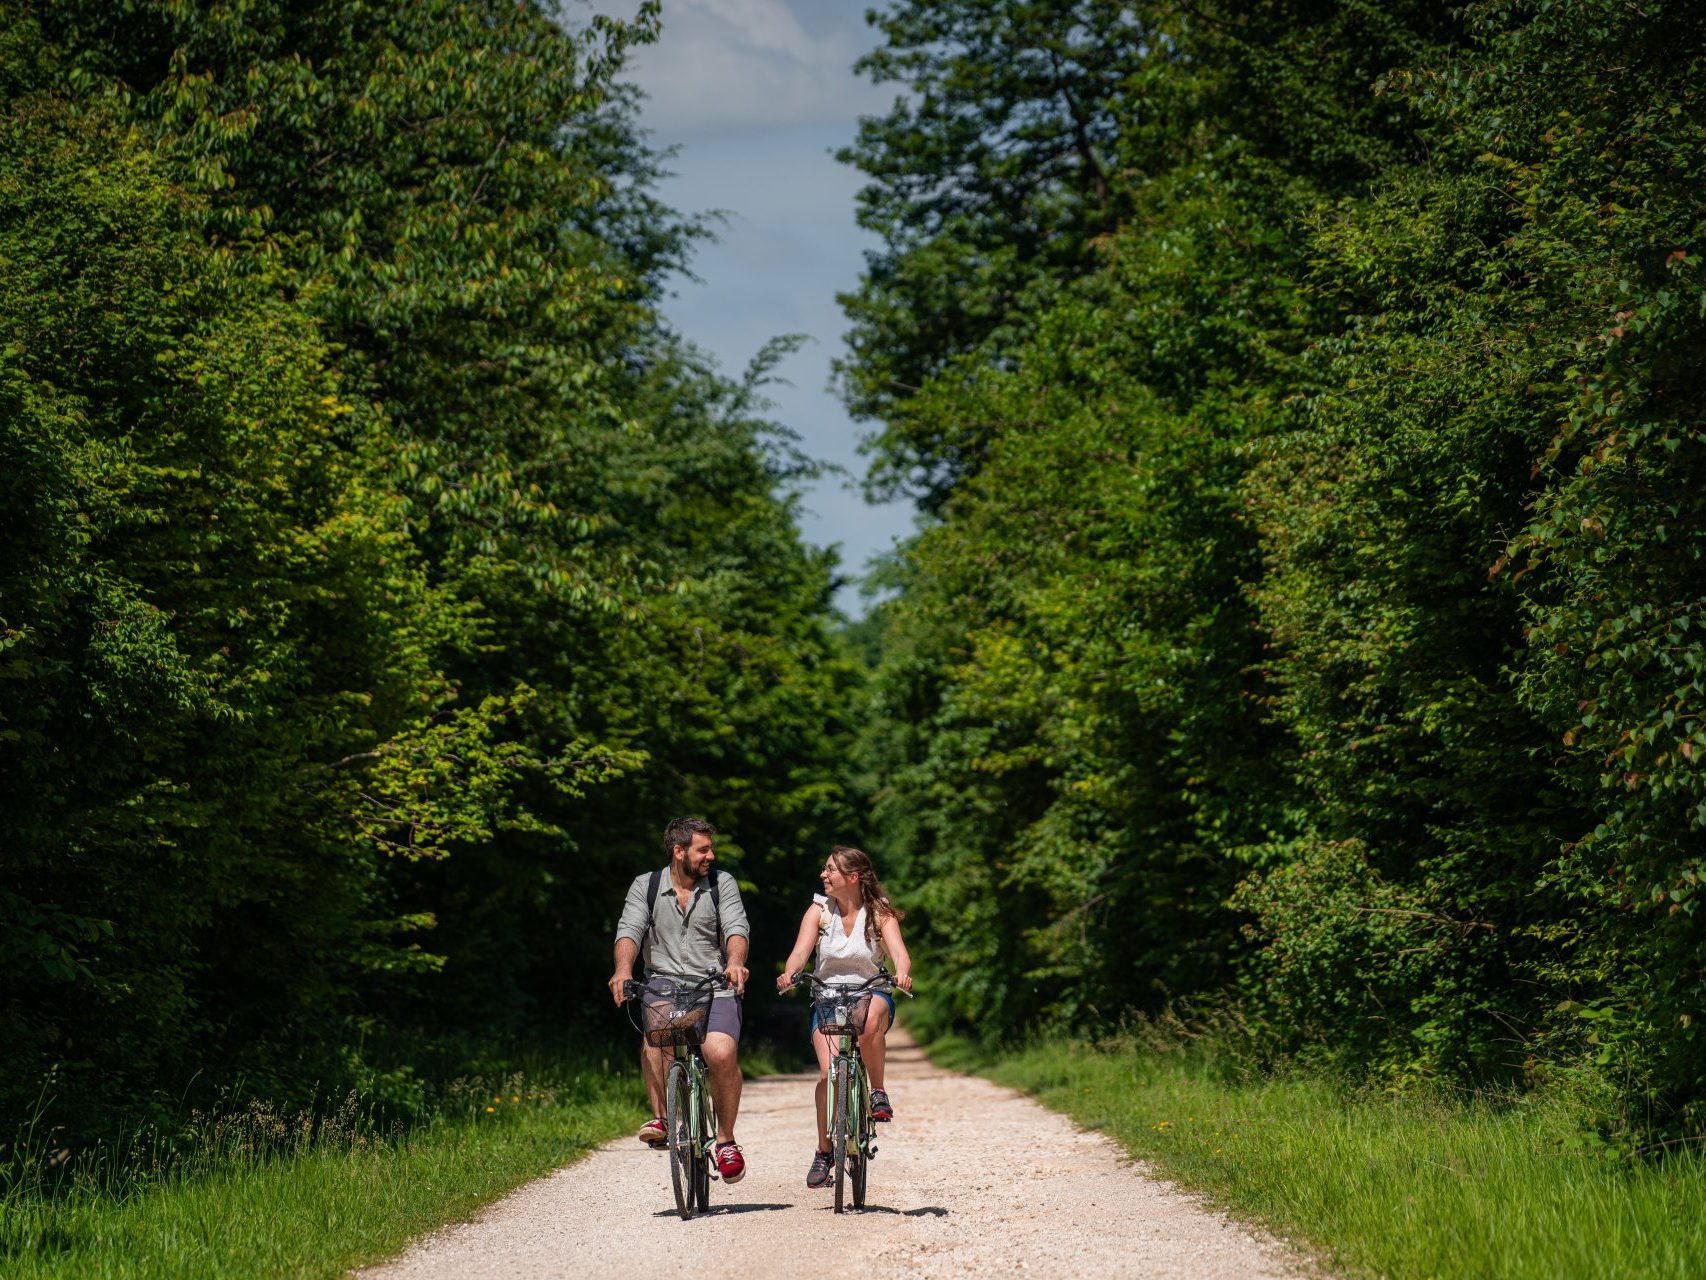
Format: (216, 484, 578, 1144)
(665, 1059, 694, 1220)
(694, 1071, 714, 1212)
(850, 1065, 869, 1209)
(832, 1057, 850, 1214)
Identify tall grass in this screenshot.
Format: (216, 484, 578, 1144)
(0, 1050, 637, 1279)
(935, 1030, 1706, 1280)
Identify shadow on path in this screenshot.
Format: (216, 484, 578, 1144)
(650, 1203, 793, 1218)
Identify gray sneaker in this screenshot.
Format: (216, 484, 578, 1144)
(806, 1149, 833, 1188)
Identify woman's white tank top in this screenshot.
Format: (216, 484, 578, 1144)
(812, 893, 883, 986)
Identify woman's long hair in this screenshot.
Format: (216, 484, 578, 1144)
(830, 846, 905, 947)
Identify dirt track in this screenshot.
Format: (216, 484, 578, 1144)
(358, 1031, 1308, 1279)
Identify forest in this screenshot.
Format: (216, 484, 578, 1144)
(0, 0, 860, 1136)
(3, 0, 1705, 1165)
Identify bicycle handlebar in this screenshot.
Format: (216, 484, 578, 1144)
(782, 970, 912, 997)
(620, 968, 724, 1003)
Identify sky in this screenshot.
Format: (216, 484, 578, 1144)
(582, 0, 916, 616)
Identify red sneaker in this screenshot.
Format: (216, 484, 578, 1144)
(636, 1117, 666, 1147)
(714, 1141, 746, 1184)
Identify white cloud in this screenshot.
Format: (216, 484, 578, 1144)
(610, 0, 894, 138)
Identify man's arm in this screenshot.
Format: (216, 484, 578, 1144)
(609, 936, 640, 1006)
(609, 875, 650, 1005)
(718, 872, 751, 995)
(722, 933, 750, 996)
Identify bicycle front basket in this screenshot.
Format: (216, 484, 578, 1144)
(636, 979, 713, 1048)
(812, 992, 872, 1038)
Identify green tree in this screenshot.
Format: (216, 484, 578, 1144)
(1483, 0, 1706, 1121)
(838, 0, 1144, 507)
(0, 92, 541, 1116)
(1229, 0, 1705, 1115)
(3, 0, 862, 1123)
(839, 0, 1455, 509)
(849, 0, 1458, 1040)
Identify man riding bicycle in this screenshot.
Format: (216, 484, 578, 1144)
(608, 816, 751, 1183)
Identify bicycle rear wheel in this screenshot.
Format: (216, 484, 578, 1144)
(832, 1057, 850, 1214)
(665, 1059, 694, 1220)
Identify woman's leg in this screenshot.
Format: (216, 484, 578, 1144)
(812, 1026, 834, 1152)
(858, 998, 892, 1092)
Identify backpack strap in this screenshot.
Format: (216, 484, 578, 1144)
(708, 867, 724, 952)
(644, 866, 665, 949)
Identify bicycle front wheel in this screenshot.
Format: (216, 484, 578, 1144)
(850, 1067, 870, 1209)
(832, 1057, 850, 1214)
(693, 1073, 714, 1212)
(665, 1059, 694, 1221)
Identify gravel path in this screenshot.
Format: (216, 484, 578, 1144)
(358, 1031, 1310, 1279)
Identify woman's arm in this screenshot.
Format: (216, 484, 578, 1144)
(775, 903, 823, 992)
(879, 912, 912, 992)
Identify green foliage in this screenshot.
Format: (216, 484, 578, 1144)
(869, 282, 1287, 1031)
(0, 94, 497, 1115)
(1477, 0, 1706, 1118)
(1, 0, 860, 1134)
(852, 0, 1456, 1042)
(1240, 0, 1705, 1111)
(837, 0, 1144, 506)
(850, 0, 1706, 1132)
(1236, 137, 1584, 1081)
(839, 0, 1453, 508)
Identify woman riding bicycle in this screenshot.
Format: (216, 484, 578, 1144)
(776, 845, 912, 1189)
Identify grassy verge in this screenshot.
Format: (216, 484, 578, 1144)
(930, 1034, 1706, 1279)
(0, 1051, 642, 1279)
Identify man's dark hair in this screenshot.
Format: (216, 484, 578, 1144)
(662, 816, 717, 859)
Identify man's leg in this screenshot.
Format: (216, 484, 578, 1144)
(702, 1030, 741, 1143)
(640, 1039, 670, 1118)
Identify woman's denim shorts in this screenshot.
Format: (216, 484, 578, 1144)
(808, 990, 895, 1035)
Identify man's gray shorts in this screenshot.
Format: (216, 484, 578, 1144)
(703, 995, 743, 1043)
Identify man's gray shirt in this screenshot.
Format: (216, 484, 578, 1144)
(615, 868, 750, 993)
